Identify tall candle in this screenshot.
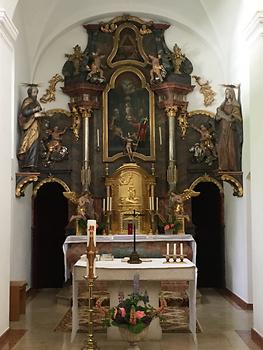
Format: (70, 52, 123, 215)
(97, 129, 100, 148)
(87, 220, 97, 247)
(159, 126, 162, 145)
(156, 197, 159, 211)
(109, 197, 112, 211)
(149, 197, 152, 210)
(173, 243, 176, 255)
(180, 243, 183, 256)
(166, 243, 169, 255)
(102, 198, 105, 211)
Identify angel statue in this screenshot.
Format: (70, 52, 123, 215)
(168, 189, 200, 233)
(63, 191, 96, 225)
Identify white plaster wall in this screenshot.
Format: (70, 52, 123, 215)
(10, 2, 33, 288)
(249, 24, 263, 336)
(222, 2, 253, 303)
(0, 9, 17, 337)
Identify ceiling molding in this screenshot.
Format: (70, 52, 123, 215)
(0, 9, 18, 47)
(245, 11, 263, 44)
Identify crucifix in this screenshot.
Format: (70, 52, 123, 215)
(126, 209, 144, 264)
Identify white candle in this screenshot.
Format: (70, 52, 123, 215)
(102, 198, 105, 211)
(149, 197, 152, 210)
(173, 243, 176, 255)
(109, 197, 112, 211)
(166, 243, 169, 255)
(156, 197, 159, 211)
(97, 129, 100, 148)
(151, 196, 154, 211)
(159, 126, 162, 145)
(106, 197, 109, 211)
(180, 243, 183, 256)
(87, 219, 97, 247)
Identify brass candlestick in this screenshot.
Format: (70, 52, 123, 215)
(82, 225, 99, 350)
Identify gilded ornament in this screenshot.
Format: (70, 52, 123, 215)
(177, 112, 189, 138)
(220, 174, 243, 197)
(70, 105, 81, 141)
(64, 45, 85, 75)
(189, 175, 224, 193)
(171, 44, 186, 74)
(139, 24, 152, 35)
(40, 74, 64, 103)
(165, 105, 178, 117)
(15, 173, 39, 197)
(193, 76, 216, 106)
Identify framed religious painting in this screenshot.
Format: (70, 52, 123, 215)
(103, 66, 155, 162)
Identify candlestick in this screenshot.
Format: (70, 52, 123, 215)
(180, 242, 183, 256)
(173, 243, 176, 255)
(166, 243, 169, 255)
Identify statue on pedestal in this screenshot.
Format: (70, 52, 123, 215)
(17, 85, 46, 171)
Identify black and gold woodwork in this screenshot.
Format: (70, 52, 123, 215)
(16, 14, 243, 235)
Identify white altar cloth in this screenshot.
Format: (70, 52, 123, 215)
(63, 234, 196, 281)
(71, 258, 197, 343)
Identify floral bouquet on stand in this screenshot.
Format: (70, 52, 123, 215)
(95, 275, 167, 349)
(96, 290, 167, 334)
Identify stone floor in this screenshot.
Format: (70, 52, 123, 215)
(3, 288, 261, 350)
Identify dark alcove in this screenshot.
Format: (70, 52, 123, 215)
(32, 182, 68, 288)
(192, 182, 225, 288)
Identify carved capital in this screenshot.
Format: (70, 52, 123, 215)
(165, 105, 178, 117)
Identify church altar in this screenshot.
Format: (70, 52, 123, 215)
(63, 234, 196, 281)
(71, 257, 197, 342)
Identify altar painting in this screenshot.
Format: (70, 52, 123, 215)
(103, 67, 155, 162)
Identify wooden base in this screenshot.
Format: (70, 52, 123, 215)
(10, 281, 27, 321)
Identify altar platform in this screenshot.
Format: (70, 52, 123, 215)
(63, 234, 196, 281)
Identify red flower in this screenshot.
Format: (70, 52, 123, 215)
(135, 310, 145, 319)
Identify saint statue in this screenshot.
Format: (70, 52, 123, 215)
(17, 85, 46, 170)
(215, 87, 243, 171)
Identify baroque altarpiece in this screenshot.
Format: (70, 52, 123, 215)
(16, 15, 243, 235)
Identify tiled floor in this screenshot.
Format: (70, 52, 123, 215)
(4, 288, 260, 350)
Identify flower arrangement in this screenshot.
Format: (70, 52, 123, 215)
(96, 290, 167, 334)
(164, 216, 181, 234)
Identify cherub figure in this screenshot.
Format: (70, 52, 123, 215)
(42, 125, 68, 165)
(189, 123, 217, 166)
(64, 191, 96, 223)
(86, 52, 106, 83)
(149, 54, 166, 83)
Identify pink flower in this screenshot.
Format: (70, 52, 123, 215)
(164, 224, 170, 231)
(119, 307, 126, 318)
(135, 310, 146, 319)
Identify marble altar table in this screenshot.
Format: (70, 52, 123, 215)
(63, 234, 196, 281)
(71, 257, 197, 343)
